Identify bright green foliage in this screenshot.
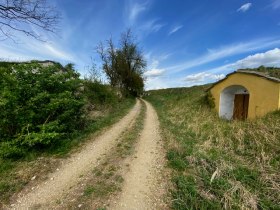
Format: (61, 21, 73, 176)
(83, 80, 118, 106)
(0, 61, 85, 158)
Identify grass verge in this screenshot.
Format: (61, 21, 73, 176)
(145, 86, 280, 210)
(0, 98, 135, 207)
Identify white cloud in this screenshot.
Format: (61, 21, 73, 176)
(237, 3, 252, 12)
(159, 53, 172, 60)
(144, 76, 172, 90)
(128, 2, 148, 24)
(234, 48, 280, 68)
(140, 19, 165, 34)
(270, 0, 280, 9)
(165, 38, 280, 74)
(0, 35, 75, 64)
(145, 80, 165, 90)
(144, 53, 171, 90)
(145, 46, 280, 89)
(203, 48, 280, 75)
(144, 69, 165, 78)
(183, 72, 225, 83)
(144, 57, 166, 79)
(168, 25, 183, 35)
(150, 59, 159, 69)
(43, 43, 74, 61)
(146, 52, 171, 62)
(169, 48, 280, 88)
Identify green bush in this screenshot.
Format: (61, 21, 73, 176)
(83, 79, 118, 106)
(205, 91, 215, 108)
(0, 62, 86, 158)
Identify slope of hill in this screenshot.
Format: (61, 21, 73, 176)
(145, 85, 280, 209)
(238, 66, 280, 79)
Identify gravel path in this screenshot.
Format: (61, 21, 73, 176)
(110, 100, 167, 210)
(8, 100, 141, 210)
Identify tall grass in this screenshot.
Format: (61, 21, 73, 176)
(145, 86, 280, 209)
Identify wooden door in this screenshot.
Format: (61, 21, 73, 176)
(233, 94, 249, 120)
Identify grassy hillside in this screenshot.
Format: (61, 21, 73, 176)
(239, 66, 280, 79)
(145, 86, 280, 209)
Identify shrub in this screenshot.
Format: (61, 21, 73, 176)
(83, 79, 118, 107)
(0, 61, 86, 158)
(205, 91, 215, 108)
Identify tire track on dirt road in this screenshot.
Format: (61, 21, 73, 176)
(111, 99, 168, 210)
(7, 100, 141, 210)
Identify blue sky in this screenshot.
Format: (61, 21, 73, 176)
(1, 0, 280, 90)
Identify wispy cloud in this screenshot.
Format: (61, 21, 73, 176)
(165, 38, 280, 74)
(140, 19, 165, 33)
(128, 1, 148, 24)
(237, 3, 252, 12)
(270, 0, 280, 9)
(43, 43, 74, 61)
(144, 69, 165, 78)
(168, 25, 183, 35)
(183, 72, 225, 83)
(0, 35, 75, 64)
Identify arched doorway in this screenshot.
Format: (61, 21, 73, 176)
(219, 85, 249, 120)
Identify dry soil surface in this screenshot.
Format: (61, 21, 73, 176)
(110, 100, 168, 210)
(6, 99, 168, 210)
(7, 100, 141, 210)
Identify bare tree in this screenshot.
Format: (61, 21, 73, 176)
(97, 38, 120, 87)
(84, 57, 102, 83)
(97, 30, 146, 96)
(0, 0, 59, 41)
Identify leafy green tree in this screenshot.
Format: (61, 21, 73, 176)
(97, 30, 146, 96)
(0, 61, 85, 158)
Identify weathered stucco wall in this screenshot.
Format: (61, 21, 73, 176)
(279, 85, 280, 109)
(210, 73, 280, 119)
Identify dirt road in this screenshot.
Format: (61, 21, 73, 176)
(8, 100, 141, 209)
(7, 99, 168, 210)
(110, 100, 167, 210)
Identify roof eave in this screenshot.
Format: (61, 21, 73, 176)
(207, 71, 280, 91)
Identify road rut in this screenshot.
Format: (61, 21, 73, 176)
(111, 100, 167, 210)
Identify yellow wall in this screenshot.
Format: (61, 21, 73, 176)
(210, 73, 280, 119)
(279, 84, 280, 109)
